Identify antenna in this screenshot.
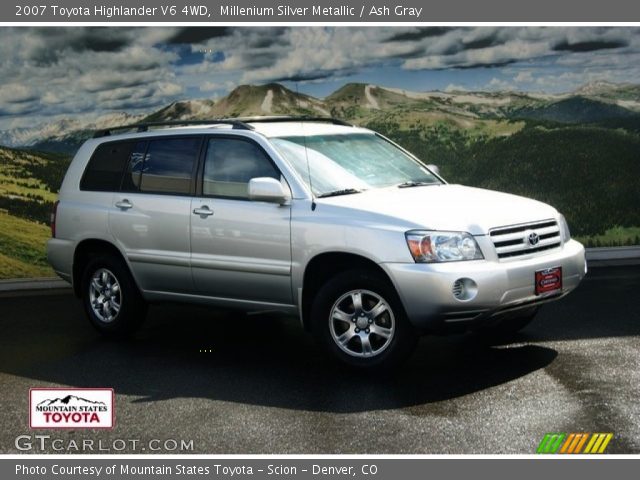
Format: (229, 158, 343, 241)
(295, 82, 316, 211)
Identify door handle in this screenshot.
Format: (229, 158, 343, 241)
(115, 199, 133, 210)
(193, 206, 214, 217)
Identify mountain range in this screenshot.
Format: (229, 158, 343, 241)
(0, 79, 639, 274)
(2, 80, 640, 154)
(37, 395, 106, 407)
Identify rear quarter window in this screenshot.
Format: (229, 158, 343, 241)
(80, 141, 135, 192)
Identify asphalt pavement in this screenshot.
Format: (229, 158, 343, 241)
(0, 266, 638, 454)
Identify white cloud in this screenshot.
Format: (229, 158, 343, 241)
(514, 71, 534, 83)
(486, 78, 515, 91)
(199, 80, 235, 92)
(0, 83, 37, 104)
(42, 92, 63, 105)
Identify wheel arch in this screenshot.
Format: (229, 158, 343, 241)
(72, 239, 137, 298)
(300, 251, 398, 330)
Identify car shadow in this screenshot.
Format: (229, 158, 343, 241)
(0, 294, 558, 413)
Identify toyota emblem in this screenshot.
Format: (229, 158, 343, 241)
(528, 232, 540, 246)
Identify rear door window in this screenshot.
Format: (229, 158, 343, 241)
(121, 137, 201, 195)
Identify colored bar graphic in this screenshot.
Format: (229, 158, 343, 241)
(537, 433, 566, 454)
(538, 433, 613, 454)
(573, 433, 590, 453)
(597, 433, 613, 453)
(559, 433, 575, 454)
(584, 433, 599, 453)
(584, 433, 614, 454)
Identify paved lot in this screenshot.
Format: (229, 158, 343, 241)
(0, 266, 638, 454)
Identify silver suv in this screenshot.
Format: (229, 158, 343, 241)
(47, 117, 587, 368)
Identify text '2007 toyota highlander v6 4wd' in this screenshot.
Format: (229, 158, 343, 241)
(47, 117, 587, 369)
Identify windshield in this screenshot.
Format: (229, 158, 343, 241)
(270, 133, 441, 197)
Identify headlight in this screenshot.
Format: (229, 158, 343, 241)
(405, 231, 484, 263)
(558, 214, 571, 242)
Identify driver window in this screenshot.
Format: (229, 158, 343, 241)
(203, 138, 279, 199)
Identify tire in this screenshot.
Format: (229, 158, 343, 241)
(310, 269, 417, 370)
(81, 253, 147, 336)
(478, 307, 539, 337)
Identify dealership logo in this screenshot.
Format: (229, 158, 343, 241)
(537, 432, 613, 454)
(29, 388, 114, 429)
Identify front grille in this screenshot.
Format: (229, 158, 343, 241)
(490, 219, 561, 259)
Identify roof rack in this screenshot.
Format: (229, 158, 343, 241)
(92, 116, 353, 138)
(237, 116, 353, 127)
(92, 119, 252, 138)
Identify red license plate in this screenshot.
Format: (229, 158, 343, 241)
(535, 267, 562, 295)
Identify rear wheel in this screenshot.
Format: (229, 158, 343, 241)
(81, 253, 147, 336)
(310, 269, 417, 369)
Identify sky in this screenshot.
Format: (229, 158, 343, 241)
(1, 26, 640, 129)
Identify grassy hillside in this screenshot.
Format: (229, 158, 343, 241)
(0, 146, 69, 223)
(0, 146, 68, 278)
(576, 226, 640, 248)
(0, 212, 53, 278)
(368, 120, 640, 240)
(512, 96, 639, 123)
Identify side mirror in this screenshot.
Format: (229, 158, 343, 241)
(248, 177, 290, 205)
(427, 164, 440, 175)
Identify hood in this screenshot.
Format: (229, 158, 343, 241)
(316, 184, 559, 235)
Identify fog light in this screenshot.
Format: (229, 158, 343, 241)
(452, 278, 478, 301)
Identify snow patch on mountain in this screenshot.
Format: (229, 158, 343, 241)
(364, 85, 380, 109)
(261, 89, 274, 113)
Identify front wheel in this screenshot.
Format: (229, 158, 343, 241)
(81, 253, 147, 336)
(310, 269, 417, 370)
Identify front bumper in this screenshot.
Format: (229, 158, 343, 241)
(382, 239, 586, 331)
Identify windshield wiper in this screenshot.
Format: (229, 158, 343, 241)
(316, 188, 364, 198)
(396, 181, 438, 188)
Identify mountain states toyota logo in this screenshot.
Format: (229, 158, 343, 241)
(29, 388, 114, 429)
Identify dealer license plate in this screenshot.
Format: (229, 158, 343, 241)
(535, 266, 562, 295)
